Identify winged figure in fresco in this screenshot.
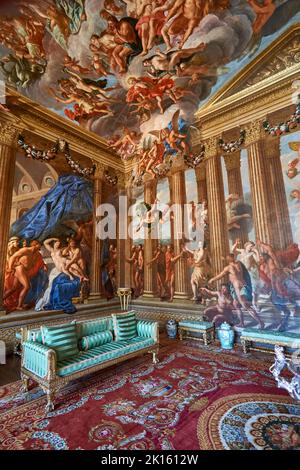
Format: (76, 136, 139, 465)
(108, 127, 142, 160)
(49, 81, 114, 122)
(285, 142, 300, 179)
(23, 0, 87, 51)
(126, 75, 194, 122)
(63, 55, 91, 75)
(150, 110, 192, 158)
(135, 199, 172, 235)
(0, 55, 47, 89)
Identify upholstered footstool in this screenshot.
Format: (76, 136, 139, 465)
(178, 321, 215, 346)
(240, 328, 300, 356)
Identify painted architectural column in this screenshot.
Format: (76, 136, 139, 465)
(116, 172, 132, 289)
(224, 151, 243, 197)
(245, 121, 279, 247)
(89, 163, 105, 301)
(0, 119, 20, 315)
(264, 136, 293, 250)
(223, 150, 248, 245)
(143, 179, 157, 298)
(170, 160, 189, 299)
(205, 138, 230, 282)
(195, 164, 207, 203)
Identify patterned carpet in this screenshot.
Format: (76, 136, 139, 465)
(0, 342, 299, 450)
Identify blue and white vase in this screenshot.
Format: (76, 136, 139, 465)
(166, 319, 177, 339)
(218, 322, 234, 350)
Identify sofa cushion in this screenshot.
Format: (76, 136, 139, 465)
(41, 323, 78, 361)
(79, 330, 113, 351)
(57, 336, 154, 377)
(74, 317, 113, 339)
(112, 311, 137, 341)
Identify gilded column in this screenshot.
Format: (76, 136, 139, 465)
(264, 136, 293, 250)
(89, 163, 105, 301)
(170, 160, 189, 299)
(224, 150, 248, 245)
(195, 164, 207, 203)
(143, 179, 157, 298)
(205, 138, 230, 282)
(245, 121, 276, 247)
(0, 120, 20, 315)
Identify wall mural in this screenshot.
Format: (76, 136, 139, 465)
(1, 0, 300, 182)
(1, 0, 300, 339)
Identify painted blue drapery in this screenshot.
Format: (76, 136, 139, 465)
(10, 174, 93, 241)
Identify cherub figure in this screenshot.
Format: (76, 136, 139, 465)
(63, 55, 91, 74)
(108, 128, 141, 160)
(286, 142, 300, 179)
(151, 110, 192, 157)
(248, 0, 276, 34)
(135, 199, 171, 235)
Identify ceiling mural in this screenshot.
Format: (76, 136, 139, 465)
(0, 0, 299, 179)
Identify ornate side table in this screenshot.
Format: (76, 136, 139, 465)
(117, 288, 132, 311)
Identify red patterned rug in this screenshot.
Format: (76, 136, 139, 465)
(0, 342, 299, 450)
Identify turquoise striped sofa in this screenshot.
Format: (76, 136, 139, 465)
(20, 312, 159, 412)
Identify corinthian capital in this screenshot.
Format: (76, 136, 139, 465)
(93, 162, 107, 179)
(0, 121, 20, 147)
(244, 120, 264, 146)
(204, 137, 218, 159)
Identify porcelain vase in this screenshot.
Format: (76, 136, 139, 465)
(166, 319, 177, 339)
(218, 322, 235, 350)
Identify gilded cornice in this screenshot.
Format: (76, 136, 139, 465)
(202, 23, 300, 107)
(193, 82, 294, 144)
(193, 24, 300, 145)
(5, 87, 124, 172)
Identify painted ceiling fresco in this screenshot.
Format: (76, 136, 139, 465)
(0, 0, 300, 163)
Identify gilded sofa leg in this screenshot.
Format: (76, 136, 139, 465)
(45, 390, 55, 413)
(206, 330, 213, 345)
(242, 339, 250, 354)
(179, 329, 183, 341)
(21, 373, 29, 393)
(203, 332, 208, 346)
(152, 351, 159, 364)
